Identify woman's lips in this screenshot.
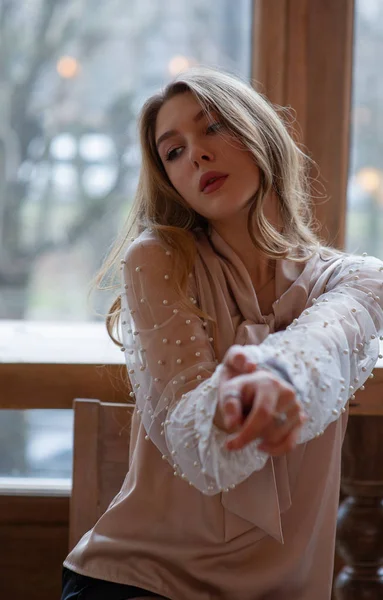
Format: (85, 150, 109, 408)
(202, 175, 229, 194)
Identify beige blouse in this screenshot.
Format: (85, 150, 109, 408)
(64, 227, 383, 600)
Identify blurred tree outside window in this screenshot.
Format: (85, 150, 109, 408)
(0, 0, 252, 487)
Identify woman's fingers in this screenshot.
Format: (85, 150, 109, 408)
(258, 425, 302, 456)
(218, 366, 256, 432)
(257, 388, 303, 446)
(258, 413, 307, 456)
(219, 367, 307, 454)
(223, 372, 307, 453)
(226, 376, 280, 450)
(223, 345, 258, 374)
(222, 397, 242, 430)
(259, 409, 307, 448)
(216, 375, 244, 432)
(217, 347, 260, 434)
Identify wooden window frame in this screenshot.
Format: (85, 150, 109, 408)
(252, 0, 355, 250)
(0, 0, 381, 418)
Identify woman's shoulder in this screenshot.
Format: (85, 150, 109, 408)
(308, 244, 346, 263)
(309, 245, 383, 290)
(129, 227, 164, 247)
(316, 244, 383, 268)
(299, 245, 354, 285)
(123, 228, 169, 264)
(308, 245, 362, 270)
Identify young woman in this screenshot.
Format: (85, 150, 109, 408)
(61, 66, 383, 600)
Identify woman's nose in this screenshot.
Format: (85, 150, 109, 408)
(189, 144, 214, 166)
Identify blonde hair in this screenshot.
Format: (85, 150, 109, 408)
(90, 66, 333, 348)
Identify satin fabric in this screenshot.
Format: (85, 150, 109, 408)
(194, 229, 324, 543)
(64, 228, 356, 600)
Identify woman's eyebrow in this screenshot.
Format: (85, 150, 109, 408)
(156, 109, 206, 150)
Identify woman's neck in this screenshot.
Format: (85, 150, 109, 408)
(210, 192, 281, 290)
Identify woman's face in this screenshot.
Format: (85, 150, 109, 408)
(155, 92, 260, 224)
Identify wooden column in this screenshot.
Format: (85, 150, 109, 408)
(252, 0, 354, 249)
(335, 373, 383, 599)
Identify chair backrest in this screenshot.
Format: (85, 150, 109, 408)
(69, 398, 134, 550)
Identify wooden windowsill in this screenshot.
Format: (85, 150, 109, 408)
(0, 320, 124, 365)
(0, 477, 71, 497)
(0, 320, 382, 413)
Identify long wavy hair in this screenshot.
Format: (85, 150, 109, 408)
(90, 66, 334, 348)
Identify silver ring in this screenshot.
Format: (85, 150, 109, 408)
(273, 412, 288, 426)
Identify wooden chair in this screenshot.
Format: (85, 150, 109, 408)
(69, 398, 135, 551)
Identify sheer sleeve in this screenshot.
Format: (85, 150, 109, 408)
(120, 236, 271, 495)
(240, 253, 383, 443)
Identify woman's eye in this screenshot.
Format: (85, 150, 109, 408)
(206, 122, 222, 134)
(164, 123, 222, 162)
(165, 147, 183, 162)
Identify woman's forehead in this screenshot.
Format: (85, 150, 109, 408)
(156, 93, 200, 126)
(155, 94, 219, 143)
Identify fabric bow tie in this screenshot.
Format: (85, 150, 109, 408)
(221, 320, 292, 544)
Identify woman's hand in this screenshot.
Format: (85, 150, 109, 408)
(215, 345, 307, 456)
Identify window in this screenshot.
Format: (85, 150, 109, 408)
(346, 0, 383, 259)
(1, 0, 252, 323)
(0, 0, 252, 488)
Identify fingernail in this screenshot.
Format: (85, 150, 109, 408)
(234, 356, 245, 370)
(224, 416, 235, 429)
(224, 407, 237, 429)
(225, 400, 237, 415)
(230, 441, 241, 450)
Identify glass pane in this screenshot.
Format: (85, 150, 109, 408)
(0, 409, 73, 493)
(0, 0, 252, 323)
(345, 0, 383, 259)
(0, 0, 252, 485)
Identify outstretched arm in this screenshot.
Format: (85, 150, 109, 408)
(234, 253, 383, 444)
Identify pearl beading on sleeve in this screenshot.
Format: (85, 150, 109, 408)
(120, 235, 268, 494)
(120, 237, 383, 493)
(240, 254, 383, 442)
